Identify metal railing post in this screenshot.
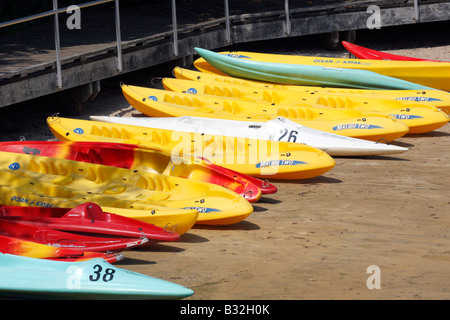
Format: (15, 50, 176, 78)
(413, 0, 420, 21)
(224, 0, 231, 44)
(284, 0, 291, 35)
(171, 0, 179, 57)
(0, 0, 119, 88)
(114, 0, 123, 72)
(53, 0, 63, 88)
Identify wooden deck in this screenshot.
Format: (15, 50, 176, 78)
(0, 0, 449, 112)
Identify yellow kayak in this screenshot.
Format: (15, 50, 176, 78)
(194, 51, 450, 91)
(162, 77, 448, 134)
(0, 185, 197, 236)
(174, 67, 450, 114)
(124, 83, 364, 120)
(47, 116, 336, 180)
(152, 81, 409, 142)
(0, 151, 253, 226)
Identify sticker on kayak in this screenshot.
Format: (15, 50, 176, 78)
(8, 162, 20, 170)
(10, 196, 54, 207)
(185, 88, 197, 94)
(224, 53, 251, 59)
(182, 207, 220, 213)
(312, 58, 372, 66)
(389, 114, 423, 120)
(73, 128, 84, 134)
(256, 160, 307, 168)
(395, 97, 441, 102)
(332, 124, 382, 131)
(148, 95, 158, 101)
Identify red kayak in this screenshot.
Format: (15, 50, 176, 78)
(342, 41, 444, 62)
(203, 160, 278, 195)
(0, 141, 276, 201)
(0, 202, 180, 243)
(0, 234, 124, 263)
(0, 218, 149, 252)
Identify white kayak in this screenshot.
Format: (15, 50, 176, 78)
(90, 116, 408, 157)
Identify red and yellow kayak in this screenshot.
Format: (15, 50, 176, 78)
(0, 218, 149, 253)
(0, 140, 269, 202)
(342, 41, 445, 62)
(0, 202, 180, 243)
(0, 150, 254, 226)
(0, 185, 198, 235)
(0, 234, 124, 263)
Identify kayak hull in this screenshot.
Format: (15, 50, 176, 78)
(162, 77, 448, 134)
(0, 217, 149, 253)
(0, 202, 180, 242)
(0, 150, 253, 226)
(0, 253, 194, 299)
(0, 140, 263, 203)
(194, 48, 449, 91)
(0, 185, 198, 235)
(0, 234, 123, 263)
(46, 116, 337, 181)
(158, 80, 410, 142)
(193, 48, 435, 90)
(342, 41, 444, 62)
(174, 66, 450, 114)
(91, 115, 408, 157)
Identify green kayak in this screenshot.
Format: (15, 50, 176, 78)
(0, 253, 194, 299)
(194, 47, 433, 90)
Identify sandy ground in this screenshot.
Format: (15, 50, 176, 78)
(0, 21, 449, 301)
